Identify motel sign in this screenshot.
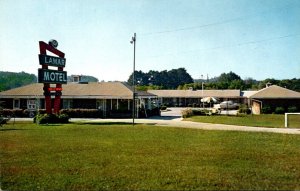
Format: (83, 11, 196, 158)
(38, 40, 67, 114)
(38, 69, 67, 84)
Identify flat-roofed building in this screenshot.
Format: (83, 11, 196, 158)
(148, 89, 241, 107)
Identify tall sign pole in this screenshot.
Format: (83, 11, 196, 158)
(38, 40, 67, 114)
(131, 33, 136, 126)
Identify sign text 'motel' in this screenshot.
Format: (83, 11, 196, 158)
(38, 69, 67, 84)
(39, 54, 66, 67)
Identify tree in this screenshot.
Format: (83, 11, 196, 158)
(228, 80, 245, 89)
(218, 71, 241, 83)
(258, 78, 279, 89)
(244, 77, 259, 90)
(127, 68, 193, 89)
(127, 70, 148, 86)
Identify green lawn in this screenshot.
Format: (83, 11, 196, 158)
(185, 114, 300, 128)
(1, 122, 300, 190)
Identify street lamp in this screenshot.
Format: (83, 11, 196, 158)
(130, 33, 136, 126)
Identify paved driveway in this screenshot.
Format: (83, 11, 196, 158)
(161, 107, 184, 117)
(161, 107, 239, 116)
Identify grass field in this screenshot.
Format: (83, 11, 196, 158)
(1, 122, 300, 190)
(185, 114, 300, 128)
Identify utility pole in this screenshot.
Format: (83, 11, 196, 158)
(201, 74, 204, 109)
(130, 33, 136, 127)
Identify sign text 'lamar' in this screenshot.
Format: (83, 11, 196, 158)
(38, 69, 67, 84)
(39, 54, 66, 67)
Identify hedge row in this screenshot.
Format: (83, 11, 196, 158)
(1, 108, 161, 118)
(60, 109, 103, 118)
(262, 106, 299, 114)
(0, 109, 46, 118)
(182, 108, 215, 118)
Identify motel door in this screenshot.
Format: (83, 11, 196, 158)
(97, 100, 107, 118)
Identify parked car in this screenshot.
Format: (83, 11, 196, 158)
(214, 101, 239, 110)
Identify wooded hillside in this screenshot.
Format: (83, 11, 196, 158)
(0, 71, 37, 91)
(0, 71, 99, 91)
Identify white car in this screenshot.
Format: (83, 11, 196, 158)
(215, 101, 239, 110)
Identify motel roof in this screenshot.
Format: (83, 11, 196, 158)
(147, 89, 241, 98)
(0, 82, 156, 99)
(2, 83, 299, 100)
(250, 85, 300, 99)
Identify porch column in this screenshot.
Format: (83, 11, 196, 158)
(103, 99, 107, 118)
(148, 98, 151, 110)
(136, 98, 139, 118)
(117, 99, 119, 110)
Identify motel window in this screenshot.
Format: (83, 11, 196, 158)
(13, 99, 20, 109)
(63, 99, 73, 109)
(27, 100, 36, 110)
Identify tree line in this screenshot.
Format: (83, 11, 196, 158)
(127, 68, 194, 90)
(180, 71, 300, 91)
(1, 70, 299, 92)
(128, 70, 300, 92)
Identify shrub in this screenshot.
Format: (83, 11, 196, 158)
(0, 116, 10, 126)
(0, 109, 13, 117)
(60, 109, 103, 118)
(58, 114, 70, 123)
(203, 109, 213, 115)
(287, 106, 298, 113)
(182, 109, 193, 118)
(0, 109, 47, 118)
(262, 106, 272, 114)
(12, 109, 24, 117)
(192, 109, 204, 116)
(274, 107, 285, 114)
(23, 109, 33, 117)
(238, 104, 251, 114)
(34, 113, 69, 124)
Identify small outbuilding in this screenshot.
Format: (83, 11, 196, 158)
(249, 85, 300, 114)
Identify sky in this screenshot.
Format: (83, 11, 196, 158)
(0, 0, 299, 82)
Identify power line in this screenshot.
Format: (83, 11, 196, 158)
(140, 3, 299, 36)
(144, 33, 300, 58)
